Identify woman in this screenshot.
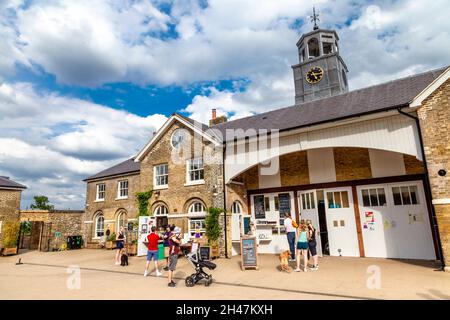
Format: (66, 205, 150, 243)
(115, 226, 126, 265)
(162, 225, 172, 271)
(295, 221, 309, 272)
(307, 220, 319, 271)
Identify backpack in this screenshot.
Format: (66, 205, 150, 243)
(292, 220, 299, 228)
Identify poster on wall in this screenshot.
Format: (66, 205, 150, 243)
(278, 193, 291, 220)
(254, 195, 265, 219)
(364, 212, 375, 231)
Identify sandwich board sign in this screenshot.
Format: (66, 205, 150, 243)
(199, 246, 211, 261)
(240, 236, 258, 270)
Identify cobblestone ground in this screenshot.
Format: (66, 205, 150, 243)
(0, 249, 449, 300)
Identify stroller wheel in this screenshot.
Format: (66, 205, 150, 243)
(185, 276, 195, 287)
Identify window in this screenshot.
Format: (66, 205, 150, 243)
(154, 164, 168, 187)
(96, 183, 105, 201)
(187, 158, 204, 183)
(154, 205, 169, 216)
(188, 202, 206, 214)
(327, 191, 349, 209)
(116, 211, 127, 231)
(308, 38, 320, 58)
(392, 186, 420, 205)
(94, 213, 104, 238)
(264, 197, 270, 212)
(301, 192, 316, 210)
(323, 42, 333, 54)
(189, 218, 206, 237)
(117, 180, 128, 198)
(361, 188, 387, 207)
(274, 196, 279, 211)
(231, 201, 242, 214)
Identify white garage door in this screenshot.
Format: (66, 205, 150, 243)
(357, 181, 435, 260)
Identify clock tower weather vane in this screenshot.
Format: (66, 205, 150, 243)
(310, 6, 320, 30)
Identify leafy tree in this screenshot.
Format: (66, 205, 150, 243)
(30, 195, 54, 211)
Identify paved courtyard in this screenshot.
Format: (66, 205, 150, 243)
(0, 249, 449, 300)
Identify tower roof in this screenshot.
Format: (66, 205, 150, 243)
(296, 28, 339, 47)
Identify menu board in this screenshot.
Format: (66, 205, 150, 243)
(240, 236, 258, 270)
(278, 193, 291, 218)
(200, 246, 211, 261)
(254, 195, 265, 219)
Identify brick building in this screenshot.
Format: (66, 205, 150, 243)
(83, 26, 450, 270)
(0, 176, 26, 250)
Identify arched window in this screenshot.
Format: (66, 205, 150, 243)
(308, 38, 320, 58)
(188, 202, 206, 214)
(154, 205, 169, 216)
(116, 210, 127, 231)
(94, 213, 104, 238)
(231, 201, 242, 214)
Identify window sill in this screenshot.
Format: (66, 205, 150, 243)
(153, 185, 168, 190)
(115, 197, 128, 201)
(94, 199, 105, 203)
(184, 180, 205, 187)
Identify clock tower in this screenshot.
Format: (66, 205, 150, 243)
(292, 9, 349, 104)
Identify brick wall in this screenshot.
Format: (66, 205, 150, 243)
(334, 147, 372, 181)
(280, 151, 310, 187)
(84, 173, 140, 242)
(404, 154, 426, 175)
(0, 189, 22, 248)
(417, 78, 450, 270)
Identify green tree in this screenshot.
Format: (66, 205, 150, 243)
(30, 195, 54, 211)
(205, 207, 223, 245)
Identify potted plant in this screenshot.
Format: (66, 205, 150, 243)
(128, 239, 138, 256)
(205, 207, 223, 259)
(106, 232, 116, 250)
(1, 220, 20, 256)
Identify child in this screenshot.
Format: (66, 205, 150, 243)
(295, 221, 309, 272)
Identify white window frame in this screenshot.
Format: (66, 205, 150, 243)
(154, 205, 169, 216)
(188, 202, 206, 216)
(96, 183, 106, 202)
(116, 180, 129, 199)
(185, 158, 204, 186)
(116, 211, 127, 231)
(361, 188, 387, 207)
(231, 201, 242, 214)
(188, 218, 206, 238)
(392, 185, 420, 206)
(94, 213, 104, 239)
(154, 164, 169, 189)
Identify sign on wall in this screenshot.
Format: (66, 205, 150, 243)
(254, 195, 265, 219)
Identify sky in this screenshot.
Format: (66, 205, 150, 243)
(0, 0, 449, 209)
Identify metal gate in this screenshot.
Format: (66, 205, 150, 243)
(39, 222, 52, 252)
(19, 221, 52, 252)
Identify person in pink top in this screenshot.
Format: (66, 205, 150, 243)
(144, 226, 162, 277)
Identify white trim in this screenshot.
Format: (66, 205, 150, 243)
(184, 181, 205, 187)
(135, 114, 220, 161)
(127, 218, 138, 221)
(95, 183, 106, 202)
(153, 185, 168, 190)
(432, 198, 450, 205)
(188, 212, 207, 218)
(117, 179, 129, 199)
(186, 158, 205, 185)
(84, 221, 94, 224)
(115, 197, 129, 200)
(94, 200, 105, 203)
(410, 67, 450, 108)
(104, 220, 115, 223)
(153, 164, 169, 189)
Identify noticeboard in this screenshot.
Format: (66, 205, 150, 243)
(200, 246, 211, 261)
(278, 193, 291, 217)
(254, 195, 265, 219)
(240, 236, 258, 270)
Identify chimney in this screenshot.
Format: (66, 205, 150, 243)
(209, 108, 227, 126)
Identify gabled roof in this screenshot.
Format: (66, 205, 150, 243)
(134, 113, 220, 162)
(214, 66, 449, 141)
(410, 67, 450, 108)
(0, 176, 27, 190)
(83, 158, 140, 182)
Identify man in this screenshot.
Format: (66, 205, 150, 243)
(163, 224, 174, 271)
(144, 226, 162, 277)
(284, 212, 297, 261)
(167, 226, 181, 287)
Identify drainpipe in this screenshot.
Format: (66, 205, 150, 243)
(397, 108, 445, 270)
(222, 143, 229, 258)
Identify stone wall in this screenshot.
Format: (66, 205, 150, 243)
(84, 173, 140, 242)
(417, 78, 450, 270)
(0, 189, 22, 248)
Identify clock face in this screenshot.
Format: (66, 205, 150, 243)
(171, 128, 189, 149)
(306, 66, 324, 84)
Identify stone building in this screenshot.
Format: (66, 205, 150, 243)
(0, 176, 26, 250)
(83, 24, 450, 270)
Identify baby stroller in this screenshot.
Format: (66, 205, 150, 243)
(184, 249, 216, 287)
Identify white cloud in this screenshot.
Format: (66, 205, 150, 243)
(0, 82, 167, 208)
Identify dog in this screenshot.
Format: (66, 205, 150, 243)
(120, 251, 129, 266)
(279, 250, 292, 273)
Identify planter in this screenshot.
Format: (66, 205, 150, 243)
(211, 245, 220, 259)
(128, 244, 137, 256)
(2, 247, 18, 256)
(105, 241, 115, 250)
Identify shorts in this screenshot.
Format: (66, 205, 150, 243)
(147, 250, 158, 261)
(168, 254, 178, 271)
(116, 241, 124, 249)
(297, 242, 309, 250)
(308, 240, 317, 256)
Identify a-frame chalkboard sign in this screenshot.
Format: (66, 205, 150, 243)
(240, 236, 258, 270)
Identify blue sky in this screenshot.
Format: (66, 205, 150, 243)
(0, 0, 449, 209)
